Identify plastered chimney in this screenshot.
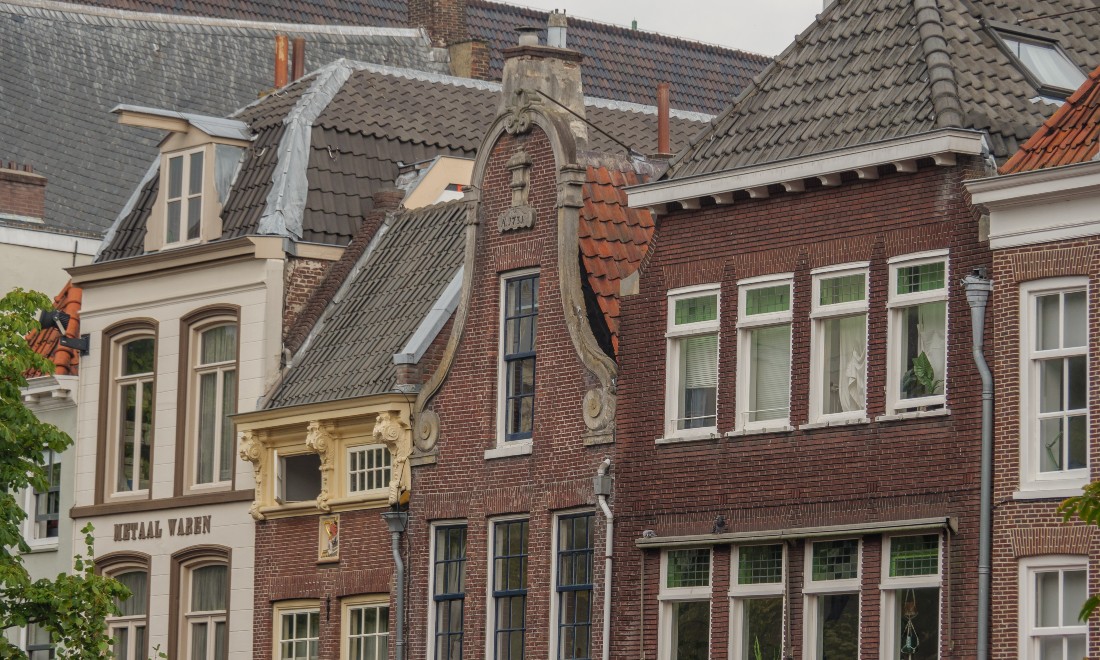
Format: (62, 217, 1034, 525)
(499, 16, 584, 120)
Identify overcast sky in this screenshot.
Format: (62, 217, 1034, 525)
(511, 0, 825, 56)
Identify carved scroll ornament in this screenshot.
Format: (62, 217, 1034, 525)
(238, 429, 266, 520)
(373, 411, 411, 505)
(305, 421, 337, 512)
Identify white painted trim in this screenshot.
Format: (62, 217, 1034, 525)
(728, 544, 787, 660)
(966, 158, 1100, 206)
(808, 266, 869, 424)
(0, 225, 99, 255)
(484, 440, 533, 460)
(665, 287, 721, 438)
(736, 277, 793, 432)
(886, 249, 949, 265)
(628, 129, 986, 208)
(1012, 487, 1085, 501)
(736, 272, 794, 287)
(394, 266, 463, 365)
(495, 268, 540, 448)
(1018, 556, 1089, 660)
(885, 254, 949, 414)
(811, 261, 870, 275)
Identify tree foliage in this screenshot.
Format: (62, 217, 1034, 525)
(0, 289, 128, 659)
(1059, 483, 1100, 620)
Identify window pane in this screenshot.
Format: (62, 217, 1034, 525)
(1067, 635, 1086, 660)
(678, 334, 717, 429)
(220, 370, 237, 481)
(818, 594, 858, 660)
(896, 262, 945, 295)
(666, 549, 710, 588)
(742, 597, 782, 660)
(889, 535, 939, 577)
(893, 587, 939, 660)
(671, 601, 709, 660)
(201, 325, 237, 364)
(189, 151, 204, 195)
(123, 338, 155, 375)
(215, 621, 227, 660)
(819, 273, 865, 305)
(811, 540, 858, 581)
(1037, 571, 1060, 627)
(1064, 291, 1087, 348)
(1040, 418, 1065, 472)
(168, 155, 183, 198)
(118, 383, 137, 491)
(139, 381, 153, 491)
(191, 564, 227, 612)
(675, 294, 718, 325)
(115, 571, 148, 616)
(1067, 415, 1087, 470)
(1067, 356, 1087, 410)
(1003, 36, 1087, 90)
(748, 325, 791, 423)
(899, 301, 946, 400)
(190, 622, 208, 660)
(197, 371, 217, 484)
(1037, 294, 1061, 351)
(168, 201, 181, 243)
(187, 197, 202, 240)
(1039, 636, 1065, 660)
(822, 315, 866, 415)
(745, 285, 789, 315)
(1039, 359, 1064, 413)
(1064, 570, 1087, 626)
(738, 545, 783, 585)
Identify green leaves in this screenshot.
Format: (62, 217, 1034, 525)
(1059, 482, 1100, 622)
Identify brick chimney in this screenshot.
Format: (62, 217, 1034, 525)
(0, 162, 46, 223)
(408, 0, 469, 47)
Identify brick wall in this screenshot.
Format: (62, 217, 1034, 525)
(253, 509, 396, 659)
(408, 0, 468, 48)
(407, 126, 611, 660)
(283, 256, 332, 342)
(0, 163, 46, 220)
(613, 159, 989, 659)
(990, 236, 1100, 659)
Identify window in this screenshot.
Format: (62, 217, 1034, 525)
(348, 445, 392, 494)
(1022, 279, 1089, 490)
(888, 254, 948, 413)
(276, 604, 320, 660)
(343, 597, 389, 660)
(500, 272, 538, 443)
(109, 569, 149, 660)
(113, 336, 155, 495)
(729, 545, 784, 660)
(192, 323, 237, 486)
(31, 450, 60, 540)
(666, 287, 720, 437)
(736, 277, 793, 430)
(491, 519, 529, 660)
(165, 149, 205, 245)
(881, 535, 941, 660)
(555, 513, 594, 660)
(990, 24, 1087, 96)
(25, 622, 54, 660)
(804, 540, 860, 660)
(659, 548, 712, 660)
(1020, 557, 1087, 660)
(810, 266, 868, 422)
(183, 563, 228, 660)
(277, 452, 322, 503)
(432, 525, 467, 660)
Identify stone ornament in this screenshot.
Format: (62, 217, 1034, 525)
(414, 408, 440, 454)
(373, 411, 411, 505)
(238, 429, 266, 520)
(503, 88, 540, 136)
(499, 149, 535, 232)
(305, 420, 337, 512)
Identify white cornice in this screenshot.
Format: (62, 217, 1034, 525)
(627, 129, 986, 210)
(0, 225, 100, 255)
(966, 158, 1100, 208)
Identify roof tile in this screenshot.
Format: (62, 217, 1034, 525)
(1001, 63, 1100, 173)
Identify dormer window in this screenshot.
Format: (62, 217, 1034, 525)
(989, 22, 1086, 97)
(166, 149, 205, 245)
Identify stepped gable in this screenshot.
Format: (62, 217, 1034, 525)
(1001, 63, 1100, 173)
(668, 0, 1100, 179)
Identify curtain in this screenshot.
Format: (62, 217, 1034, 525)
(916, 301, 947, 384)
(201, 326, 236, 364)
(116, 571, 148, 616)
(837, 315, 866, 413)
(680, 334, 718, 427)
(197, 373, 217, 483)
(749, 325, 791, 422)
(191, 564, 227, 612)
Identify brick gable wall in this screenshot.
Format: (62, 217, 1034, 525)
(613, 160, 989, 659)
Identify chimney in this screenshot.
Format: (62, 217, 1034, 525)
(447, 40, 491, 80)
(291, 37, 305, 81)
(499, 15, 584, 120)
(547, 10, 567, 48)
(275, 34, 289, 88)
(0, 162, 46, 223)
(408, 0, 470, 48)
(656, 83, 672, 157)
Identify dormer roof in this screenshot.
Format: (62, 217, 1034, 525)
(112, 105, 252, 141)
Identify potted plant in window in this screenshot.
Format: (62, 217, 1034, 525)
(901, 351, 943, 407)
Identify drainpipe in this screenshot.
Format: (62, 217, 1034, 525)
(963, 269, 993, 660)
(593, 458, 613, 660)
(382, 509, 409, 660)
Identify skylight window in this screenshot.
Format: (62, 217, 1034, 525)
(990, 23, 1086, 96)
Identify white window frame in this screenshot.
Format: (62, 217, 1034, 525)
(109, 333, 156, 499)
(342, 594, 390, 660)
(803, 539, 862, 660)
(879, 534, 942, 660)
(181, 561, 229, 660)
(162, 146, 207, 248)
(428, 521, 468, 660)
(809, 264, 869, 424)
(23, 450, 60, 550)
(273, 600, 321, 660)
(729, 544, 787, 660)
(21, 621, 55, 660)
(658, 548, 713, 660)
(346, 444, 392, 495)
(188, 321, 238, 491)
(274, 449, 322, 506)
(664, 284, 721, 440)
(1019, 277, 1090, 494)
(736, 274, 794, 432)
(886, 251, 949, 414)
(491, 268, 539, 457)
(485, 515, 529, 660)
(1018, 555, 1089, 660)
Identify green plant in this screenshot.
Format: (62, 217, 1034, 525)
(752, 636, 780, 660)
(1059, 483, 1100, 620)
(901, 351, 942, 398)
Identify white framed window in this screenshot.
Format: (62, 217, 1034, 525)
(1019, 556, 1088, 660)
(809, 265, 868, 423)
(803, 539, 860, 660)
(736, 275, 793, 431)
(111, 335, 155, 496)
(274, 602, 321, 660)
(23, 450, 60, 546)
(275, 450, 322, 504)
(496, 270, 539, 449)
(430, 523, 467, 660)
(191, 323, 238, 488)
(729, 544, 785, 660)
(108, 569, 149, 660)
(487, 517, 529, 660)
(665, 285, 720, 438)
(348, 445, 392, 494)
(887, 253, 948, 414)
(163, 147, 206, 246)
(23, 622, 54, 660)
(182, 562, 228, 660)
(342, 596, 389, 660)
(1021, 278, 1090, 492)
(989, 24, 1087, 96)
(659, 548, 712, 660)
(880, 534, 941, 660)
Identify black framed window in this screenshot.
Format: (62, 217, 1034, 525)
(493, 520, 529, 660)
(34, 450, 60, 539)
(556, 513, 594, 660)
(503, 274, 538, 441)
(434, 525, 467, 660)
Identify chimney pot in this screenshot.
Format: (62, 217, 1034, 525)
(517, 25, 541, 47)
(657, 83, 671, 156)
(275, 34, 289, 88)
(291, 37, 305, 81)
(547, 10, 567, 48)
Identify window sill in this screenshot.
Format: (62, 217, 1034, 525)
(23, 540, 59, 554)
(725, 425, 795, 437)
(485, 441, 532, 460)
(876, 408, 951, 422)
(1013, 486, 1086, 501)
(655, 431, 720, 445)
(799, 417, 870, 430)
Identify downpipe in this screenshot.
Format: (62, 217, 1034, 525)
(963, 269, 993, 660)
(594, 458, 613, 660)
(382, 509, 410, 660)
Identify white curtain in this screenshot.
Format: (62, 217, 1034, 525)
(837, 315, 866, 413)
(917, 301, 947, 385)
(749, 325, 791, 422)
(191, 564, 227, 612)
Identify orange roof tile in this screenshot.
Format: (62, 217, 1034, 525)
(25, 280, 82, 377)
(1001, 64, 1100, 174)
(578, 155, 660, 355)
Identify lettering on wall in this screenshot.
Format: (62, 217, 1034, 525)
(112, 515, 212, 542)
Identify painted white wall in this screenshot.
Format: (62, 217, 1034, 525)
(0, 226, 99, 294)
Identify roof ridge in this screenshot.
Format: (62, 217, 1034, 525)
(1, 0, 430, 37)
(913, 0, 964, 128)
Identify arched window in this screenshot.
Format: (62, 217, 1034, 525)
(170, 546, 231, 660)
(97, 553, 151, 660)
(97, 320, 158, 502)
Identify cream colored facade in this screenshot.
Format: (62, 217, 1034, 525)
(0, 225, 99, 294)
(399, 156, 474, 209)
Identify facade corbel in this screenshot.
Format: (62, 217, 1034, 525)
(304, 420, 338, 512)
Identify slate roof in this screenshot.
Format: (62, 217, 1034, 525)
(1, 0, 447, 236)
(1001, 63, 1100, 173)
(96, 61, 709, 262)
(266, 201, 466, 409)
(667, 0, 1100, 179)
(25, 281, 83, 377)
(64, 0, 771, 116)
